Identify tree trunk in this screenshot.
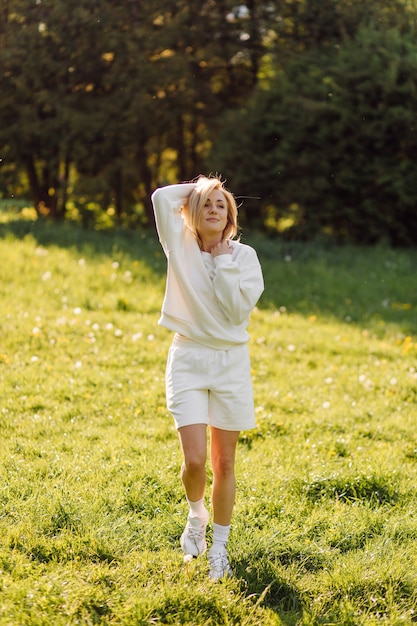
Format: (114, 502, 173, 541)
(177, 113, 187, 182)
(136, 138, 154, 225)
(57, 154, 70, 218)
(24, 156, 57, 217)
(114, 168, 123, 222)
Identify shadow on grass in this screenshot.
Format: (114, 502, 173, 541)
(0, 215, 165, 277)
(300, 472, 400, 508)
(253, 232, 417, 336)
(1, 214, 417, 334)
(234, 556, 303, 625)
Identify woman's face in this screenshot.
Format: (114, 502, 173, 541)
(197, 189, 228, 239)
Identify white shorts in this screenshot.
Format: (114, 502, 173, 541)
(165, 335, 256, 431)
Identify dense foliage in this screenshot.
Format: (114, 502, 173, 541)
(0, 0, 417, 243)
(214, 27, 417, 245)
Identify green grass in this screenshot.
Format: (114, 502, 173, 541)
(1, 209, 417, 625)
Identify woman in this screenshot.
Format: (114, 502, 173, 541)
(151, 176, 264, 580)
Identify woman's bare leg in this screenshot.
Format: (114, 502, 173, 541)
(210, 427, 240, 526)
(177, 424, 209, 556)
(177, 424, 207, 502)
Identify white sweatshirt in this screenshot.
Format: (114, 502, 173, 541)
(151, 183, 264, 349)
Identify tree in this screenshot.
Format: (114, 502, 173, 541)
(0, 0, 274, 222)
(3, 0, 415, 240)
(0, 0, 158, 218)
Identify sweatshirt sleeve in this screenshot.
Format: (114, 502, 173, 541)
(151, 183, 196, 254)
(212, 247, 264, 325)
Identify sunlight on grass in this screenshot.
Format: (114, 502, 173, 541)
(1, 214, 417, 624)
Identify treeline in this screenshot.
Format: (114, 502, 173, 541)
(1, 0, 417, 244)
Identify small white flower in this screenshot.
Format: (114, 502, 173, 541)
(73, 307, 82, 315)
(183, 554, 193, 564)
(287, 344, 296, 352)
(132, 332, 143, 342)
(322, 401, 330, 409)
(147, 334, 155, 341)
(42, 271, 52, 281)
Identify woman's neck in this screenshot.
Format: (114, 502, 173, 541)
(199, 235, 222, 253)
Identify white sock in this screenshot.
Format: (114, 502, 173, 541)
(212, 522, 230, 552)
(187, 497, 207, 519)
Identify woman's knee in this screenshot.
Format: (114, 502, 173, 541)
(178, 424, 207, 473)
(182, 454, 206, 474)
(211, 455, 235, 478)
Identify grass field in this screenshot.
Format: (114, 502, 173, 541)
(1, 206, 417, 625)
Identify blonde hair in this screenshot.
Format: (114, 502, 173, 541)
(182, 175, 239, 249)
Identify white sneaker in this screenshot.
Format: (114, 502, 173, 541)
(208, 547, 233, 580)
(180, 511, 209, 557)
